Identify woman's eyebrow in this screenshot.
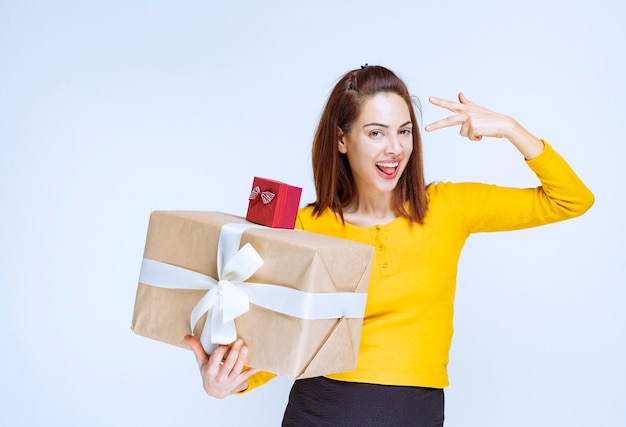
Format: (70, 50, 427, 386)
(363, 122, 389, 128)
(363, 121, 412, 128)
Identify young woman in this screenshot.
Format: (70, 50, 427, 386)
(185, 65, 594, 426)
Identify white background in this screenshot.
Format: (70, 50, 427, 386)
(1, 1, 624, 426)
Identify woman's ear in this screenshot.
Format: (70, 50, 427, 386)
(337, 127, 348, 154)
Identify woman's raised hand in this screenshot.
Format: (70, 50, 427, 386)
(425, 92, 544, 159)
(185, 335, 259, 399)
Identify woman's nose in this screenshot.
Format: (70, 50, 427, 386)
(385, 135, 401, 155)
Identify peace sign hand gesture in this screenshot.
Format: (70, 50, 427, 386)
(425, 92, 544, 159)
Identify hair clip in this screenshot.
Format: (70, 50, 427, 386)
(360, 63, 369, 70)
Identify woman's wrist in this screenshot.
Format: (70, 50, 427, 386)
(505, 119, 544, 160)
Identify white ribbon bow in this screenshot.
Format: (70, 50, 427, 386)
(189, 242, 263, 347)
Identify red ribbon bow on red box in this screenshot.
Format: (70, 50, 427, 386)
(249, 186, 275, 205)
(246, 177, 302, 229)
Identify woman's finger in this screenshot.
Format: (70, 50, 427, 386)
(207, 344, 231, 373)
(184, 334, 209, 366)
(220, 340, 243, 373)
(459, 120, 470, 138)
(233, 343, 251, 375)
(459, 117, 484, 141)
(428, 96, 464, 113)
(458, 92, 474, 105)
(425, 114, 465, 132)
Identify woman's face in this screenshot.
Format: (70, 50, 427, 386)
(338, 92, 413, 197)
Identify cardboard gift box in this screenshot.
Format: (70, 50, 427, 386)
(131, 210, 374, 379)
(246, 177, 302, 229)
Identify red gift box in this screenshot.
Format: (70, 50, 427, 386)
(246, 177, 302, 229)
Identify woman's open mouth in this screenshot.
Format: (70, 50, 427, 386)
(375, 160, 400, 178)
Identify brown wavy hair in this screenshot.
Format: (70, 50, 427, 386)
(310, 65, 428, 224)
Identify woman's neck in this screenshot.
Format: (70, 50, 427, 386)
(342, 195, 397, 227)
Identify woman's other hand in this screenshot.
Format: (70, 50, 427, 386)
(425, 93, 543, 159)
(184, 335, 259, 399)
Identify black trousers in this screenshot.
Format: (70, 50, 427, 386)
(282, 377, 445, 427)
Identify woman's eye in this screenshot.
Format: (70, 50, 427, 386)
(370, 130, 382, 137)
(400, 129, 412, 135)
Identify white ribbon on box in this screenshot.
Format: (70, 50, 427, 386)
(139, 222, 368, 354)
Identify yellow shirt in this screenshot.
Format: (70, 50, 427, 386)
(246, 141, 593, 391)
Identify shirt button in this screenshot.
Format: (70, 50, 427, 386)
(381, 263, 387, 269)
(377, 246, 384, 251)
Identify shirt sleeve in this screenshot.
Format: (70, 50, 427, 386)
(440, 140, 594, 234)
(235, 370, 277, 395)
